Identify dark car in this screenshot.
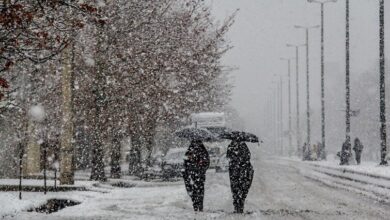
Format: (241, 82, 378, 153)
(161, 148, 186, 180)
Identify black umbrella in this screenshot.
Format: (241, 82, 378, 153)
(204, 126, 233, 137)
(175, 127, 218, 141)
(219, 131, 260, 143)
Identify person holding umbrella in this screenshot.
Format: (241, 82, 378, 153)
(175, 127, 213, 212)
(222, 131, 258, 214)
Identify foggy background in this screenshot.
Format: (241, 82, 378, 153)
(208, 0, 390, 159)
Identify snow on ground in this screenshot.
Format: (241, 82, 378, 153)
(1, 150, 264, 220)
(0, 179, 95, 187)
(3, 171, 261, 220)
(0, 190, 101, 219)
(5, 150, 390, 219)
(306, 157, 390, 178)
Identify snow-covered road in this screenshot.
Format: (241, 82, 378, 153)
(247, 157, 390, 219)
(8, 151, 390, 220)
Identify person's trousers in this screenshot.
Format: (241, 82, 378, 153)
(229, 166, 254, 213)
(355, 153, 361, 165)
(183, 169, 206, 211)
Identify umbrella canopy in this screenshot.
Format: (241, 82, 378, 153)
(204, 126, 233, 137)
(219, 131, 259, 143)
(175, 127, 218, 141)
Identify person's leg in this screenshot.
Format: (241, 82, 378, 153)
(191, 172, 205, 212)
(192, 196, 200, 212)
(195, 173, 205, 211)
(187, 171, 200, 211)
(356, 153, 361, 165)
(183, 169, 193, 197)
(230, 170, 240, 212)
(240, 168, 254, 213)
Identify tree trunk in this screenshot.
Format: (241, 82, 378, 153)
(90, 136, 106, 181)
(90, 18, 107, 182)
(110, 135, 121, 179)
(24, 120, 41, 176)
(59, 44, 75, 185)
(141, 130, 156, 167)
(129, 134, 142, 175)
(90, 70, 107, 181)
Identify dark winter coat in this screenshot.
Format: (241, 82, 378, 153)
(184, 140, 210, 171)
(227, 141, 254, 213)
(340, 140, 352, 165)
(182, 140, 210, 212)
(227, 141, 252, 169)
(353, 138, 364, 153)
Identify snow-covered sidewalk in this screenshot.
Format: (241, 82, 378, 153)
(2, 171, 261, 220)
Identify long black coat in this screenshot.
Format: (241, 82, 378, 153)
(182, 140, 210, 212)
(227, 141, 254, 213)
(184, 140, 210, 172)
(227, 141, 252, 169)
(353, 138, 364, 153)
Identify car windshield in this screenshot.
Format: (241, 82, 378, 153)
(209, 148, 220, 156)
(165, 152, 185, 160)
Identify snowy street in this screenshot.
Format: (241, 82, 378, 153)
(5, 150, 390, 220)
(2, 1, 390, 220)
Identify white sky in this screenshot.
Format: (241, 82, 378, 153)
(208, 0, 390, 136)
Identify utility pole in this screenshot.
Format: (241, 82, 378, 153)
(279, 76, 283, 156)
(309, 0, 337, 163)
(294, 25, 320, 149)
(281, 58, 293, 156)
(379, 0, 387, 165)
(273, 86, 278, 154)
(287, 43, 305, 156)
(341, 0, 351, 165)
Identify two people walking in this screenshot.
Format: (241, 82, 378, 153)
(182, 138, 254, 214)
(339, 137, 364, 165)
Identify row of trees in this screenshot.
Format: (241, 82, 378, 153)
(0, 0, 235, 183)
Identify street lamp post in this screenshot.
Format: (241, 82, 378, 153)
(294, 25, 320, 152)
(379, 0, 387, 165)
(287, 43, 306, 156)
(340, 0, 351, 165)
(279, 76, 284, 155)
(272, 78, 283, 155)
(273, 84, 279, 154)
(308, 0, 337, 160)
(281, 58, 294, 156)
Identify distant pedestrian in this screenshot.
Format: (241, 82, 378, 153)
(317, 142, 326, 160)
(312, 144, 318, 161)
(182, 140, 210, 212)
(340, 138, 352, 165)
(302, 142, 311, 161)
(353, 138, 364, 165)
(227, 140, 254, 213)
